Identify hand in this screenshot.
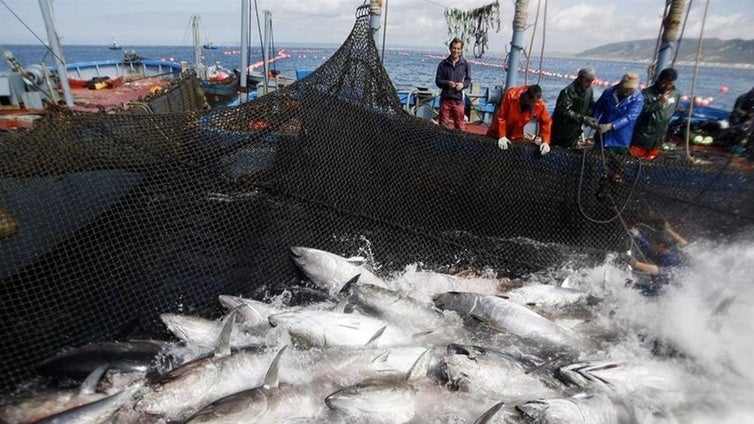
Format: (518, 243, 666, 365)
(497, 136, 510, 150)
(539, 143, 550, 155)
(533, 136, 543, 146)
(598, 123, 613, 134)
(629, 227, 640, 237)
(583, 116, 598, 128)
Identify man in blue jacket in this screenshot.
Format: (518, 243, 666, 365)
(592, 72, 644, 181)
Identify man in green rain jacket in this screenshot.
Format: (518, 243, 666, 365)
(630, 68, 681, 160)
(551, 67, 597, 149)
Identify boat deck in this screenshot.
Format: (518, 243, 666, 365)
(66, 75, 175, 112)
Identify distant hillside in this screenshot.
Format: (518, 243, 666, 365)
(578, 38, 754, 65)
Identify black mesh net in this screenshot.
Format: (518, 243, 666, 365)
(1, 5, 753, 393)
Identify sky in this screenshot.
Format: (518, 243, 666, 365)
(1, 0, 753, 54)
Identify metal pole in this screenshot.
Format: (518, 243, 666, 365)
(505, 0, 529, 91)
(369, 0, 383, 54)
(262, 10, 271, 95)
(192, 16, 206, 79)
(38, 0, 73, 106)
(654, 0, 686, 83)
(240, 0, 249, 102)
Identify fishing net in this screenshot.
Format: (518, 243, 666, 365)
(0, 5, 752, 393)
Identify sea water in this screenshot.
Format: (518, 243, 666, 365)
(2, 44, 752, 112)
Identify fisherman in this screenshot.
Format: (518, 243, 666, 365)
(486, 84, 553, 156)
(630, 68, 681, 160)
(627, 221, 688, 296)
(551, 67, 597, 149)
(435, 37, 471, 130)
(729, 86, 754, 126)
(592, 72, 644, 182)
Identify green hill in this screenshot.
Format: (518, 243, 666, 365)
(578, 38, 754, 65)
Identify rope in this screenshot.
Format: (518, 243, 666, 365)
(523, 0, 541, 86)
(576, 130, 642, 225)
(0, 0, 66, 65)
(444, 1, 500, 59)
(536, 0, 548, 86)
(683, 0, 710, 163)
(647, 1, 670, 84)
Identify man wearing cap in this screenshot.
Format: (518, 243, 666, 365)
(551, 67, 597, 149)
(486, 84, 553, 155)
(592, 72, 644, 180)
(630, 68, 681, 160)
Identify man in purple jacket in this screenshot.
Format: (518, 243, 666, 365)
(435, 38, 471, 130)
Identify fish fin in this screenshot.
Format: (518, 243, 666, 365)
(262, 345, 288, 390)
(405, 347, 433, 382)
(365, 326, 387, 347)
(79, 364, 108, 395)
(473, 401, 505, 424)
(338, 274, 361, 295)
(345, 256, 366, 266)
(370, 350, 390, 363)
(213, 308, 237, 358)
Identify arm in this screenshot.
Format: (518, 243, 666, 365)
(536, 101, 553, 143)
(632, 259, 660, 276)
(664, 222, 688, 246)
(462, 61, 471, 89)
(612, 92, 644, 131)
(435, 62, 450, 90)
(555, 87, 583, 124)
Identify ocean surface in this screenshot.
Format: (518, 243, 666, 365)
(2, 43, 752, 112)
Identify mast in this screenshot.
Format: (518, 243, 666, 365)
(261, 10, 271, 95)
(654, 0, 686, 83)
(191, 16, 206, 79)
(505, 0, 529, 90)
(240, 0, 250, 102)
(38, 0, 73, 107)
(369, 0, 383, 54)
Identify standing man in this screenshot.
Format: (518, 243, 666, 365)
(435, 38, 471, 130)
(551, 67, 598, 149)
(630, 68, 681, 160)
(486, 84, 553, 155)
(592, 72, 644, 181)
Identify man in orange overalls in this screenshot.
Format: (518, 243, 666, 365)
(486, 84, 553, 155)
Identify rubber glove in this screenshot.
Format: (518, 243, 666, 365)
(629, 227, 640, 237)
(598, 123, 613, 134)
(539, 143, 550, 155)
(497, 136, 510, 150)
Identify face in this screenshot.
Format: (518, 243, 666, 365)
(578, 77, 594, 90)
(522, 92, 540, 108)
(658, 78, 675, 92)
(449, 42, 463, 60)
(619, 86, 635, 96)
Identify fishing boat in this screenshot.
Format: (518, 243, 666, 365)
(107, 39, 122, 50)
(191, 15, 240, 107)
(202, 41, 218, 50)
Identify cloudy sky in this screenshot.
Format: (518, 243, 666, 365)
(1, 0, 753, 54)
